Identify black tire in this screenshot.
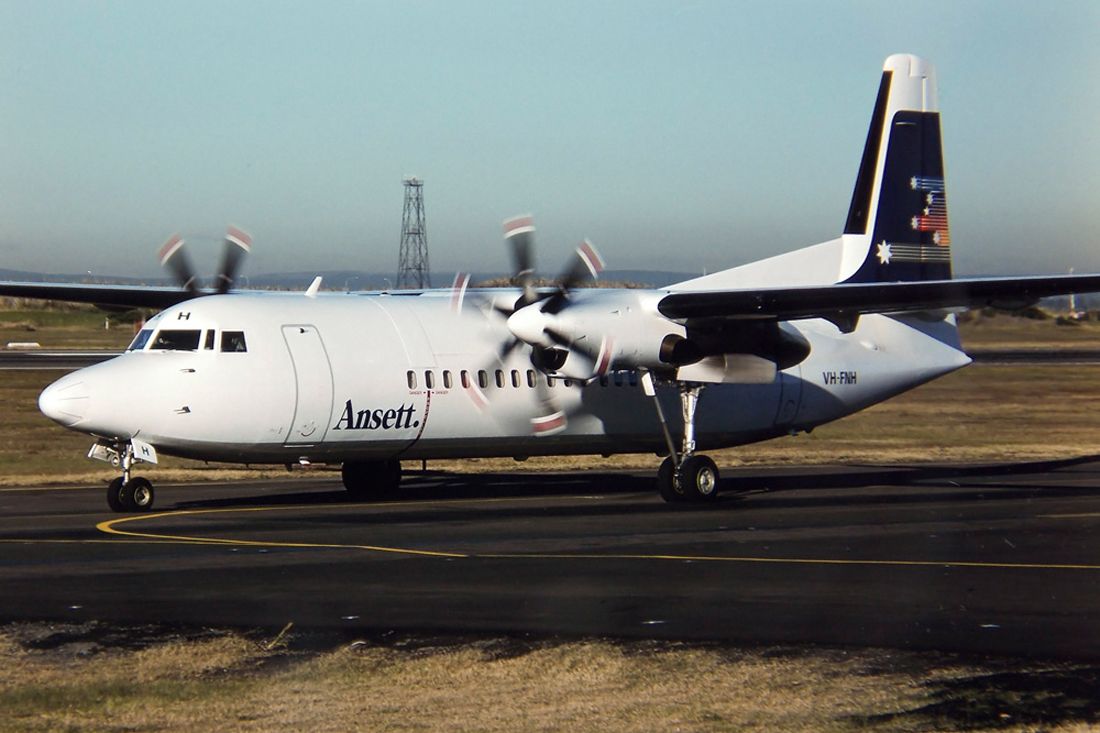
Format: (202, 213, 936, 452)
(657, 456, 684, 503)
(106, 477, 126, 513)
(119, 477, 155, 512)
(342, 459, 402, 500)
(678, 455, 720, 502)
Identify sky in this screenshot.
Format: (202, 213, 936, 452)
(1, 0, 1098, 281)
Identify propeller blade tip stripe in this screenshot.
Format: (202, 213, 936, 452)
(577, 239, 605, 278)
(226, 226, 253, 251)
(503, 215, 535, 238)
(594, 336, 614, 377)
(158, 235, 185, 265)
(450, 272, 470, 313)
(465, 382, 489, 411)
(531, 410, 566, 436)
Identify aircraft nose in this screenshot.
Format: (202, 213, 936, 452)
(38, 374, 89, 426)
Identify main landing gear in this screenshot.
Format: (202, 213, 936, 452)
(102, 442, 156, 513)
(341, 458, 402, 500)
(643, 376, 720, 504)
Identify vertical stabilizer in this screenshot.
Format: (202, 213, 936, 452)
(839, 54, 952, 283)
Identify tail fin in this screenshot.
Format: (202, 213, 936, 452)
(840, 54, 953, 284)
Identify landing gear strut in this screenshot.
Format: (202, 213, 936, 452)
(642, 375, 720, 503)
(341, 459, 402, 500)
(103, 442, 155, 513)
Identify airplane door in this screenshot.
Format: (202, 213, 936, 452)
(283, 325, 335, 445)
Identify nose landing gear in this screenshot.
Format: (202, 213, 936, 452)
(93, 440, 158, 513)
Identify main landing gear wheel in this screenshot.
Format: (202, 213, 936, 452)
(107, 476, 155, 513)
(342, 459, 402, 500)
(657, 457, 683, 503)
(657, 455, 720, 504)
(678, 455, 719, 503)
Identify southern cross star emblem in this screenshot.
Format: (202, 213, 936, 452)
(876, 240, 892, 265)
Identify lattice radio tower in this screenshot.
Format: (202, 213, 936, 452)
(396, 177, 430, 289)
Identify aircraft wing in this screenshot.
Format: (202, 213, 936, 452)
(658, 274, 1100, 322)
(0, 281, 192, 310)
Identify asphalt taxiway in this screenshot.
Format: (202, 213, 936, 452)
(2, 461, 1100, 658)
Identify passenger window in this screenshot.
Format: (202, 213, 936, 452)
(495, 370, 504, 388)
(443, 370, 453, 389)
(564, 379, 573, 388)
(614, 372, 624, 387)
(127, 329, 153, 351)
(629, 371, 638, 387)
(204, 330, 215, 350)
(461, 370, 471, 389)
(511, 370, 520, 388)
(479, 370, 489, 389)
(220, 331, 247, 352)
(425, 371, 435, 389)
(526, 370, 536, 388)
(407, 371, 417, 389)
(547, 376, 556, 388)
(151, 329, 202, 351)
(599, 376, 609, 387)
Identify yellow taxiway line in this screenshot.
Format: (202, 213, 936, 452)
(88, 502, 1100, 572)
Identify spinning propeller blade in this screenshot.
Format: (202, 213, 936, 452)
(216, 226, 252, 294)
(503, 215, 537, 309)
(158, 234, 199, 296)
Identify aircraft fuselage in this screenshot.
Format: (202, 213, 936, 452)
(39, 289, 970, 465)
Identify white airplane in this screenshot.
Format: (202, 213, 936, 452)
(5, 54, 1100, 513)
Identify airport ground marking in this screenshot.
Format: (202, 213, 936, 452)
(97, 508, 467, 558)
(90, 504, 1100, 572)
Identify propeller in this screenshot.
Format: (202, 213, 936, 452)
(158, 227, 253, 297)
(449, 215, 607, 435)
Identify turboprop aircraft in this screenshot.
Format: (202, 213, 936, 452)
(5, 54, 1100, 513)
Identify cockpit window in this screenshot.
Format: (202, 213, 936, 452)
(127, 329, 153, 351)
(220, 331, 247, 353)
(150, 329, 202, 351)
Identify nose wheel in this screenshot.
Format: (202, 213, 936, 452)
(102, 441, 157, 512)
(106, 476, 155, 513)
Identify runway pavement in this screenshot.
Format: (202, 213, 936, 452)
(2, 460, 1100, 659)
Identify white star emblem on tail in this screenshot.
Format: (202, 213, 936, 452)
(876, 241, 892, 264)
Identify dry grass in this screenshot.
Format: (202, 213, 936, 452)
(958, 310, 1100, 349)
(2, 625, 1098, 733)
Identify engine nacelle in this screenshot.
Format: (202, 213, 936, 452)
(507, 290, 812, 383)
